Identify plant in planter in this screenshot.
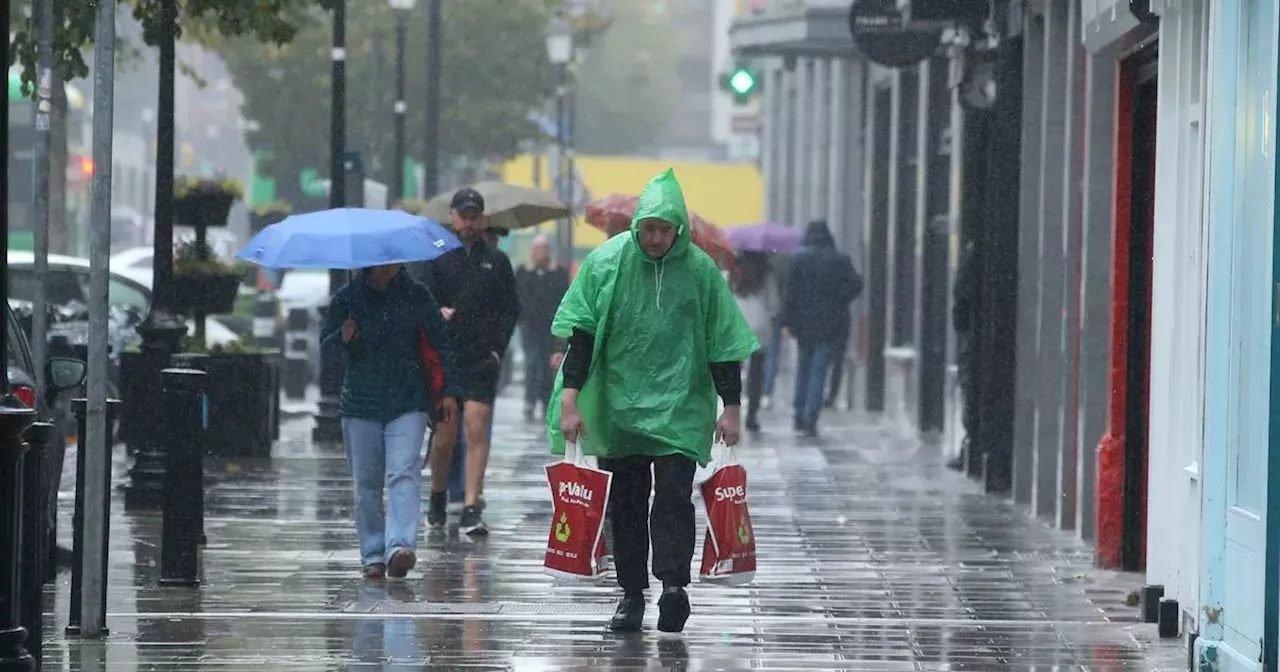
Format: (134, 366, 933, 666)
(174, 176, 243, 229)
(250, 201, 293, 235)
(173, 240, 247, 348)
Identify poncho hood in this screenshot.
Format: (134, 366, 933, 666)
(629, 168, 693, 261)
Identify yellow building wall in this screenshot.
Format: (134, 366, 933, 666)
(499, 154, 763, 250)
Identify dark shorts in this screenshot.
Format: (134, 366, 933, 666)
(460, 356, 501, 405)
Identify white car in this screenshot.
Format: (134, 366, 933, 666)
(9, 251, 241, 347)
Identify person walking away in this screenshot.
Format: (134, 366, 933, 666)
(550, 168, 760, 633)
(761, 252, 792, 409)
(781, 220, 862, 437)
(730, 251, 778, 433)
(320, 265, 460, 578)
(516, 234, 570, 422)
(424, 188, 520, 536)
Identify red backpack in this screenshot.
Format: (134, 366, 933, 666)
(417, 327, 446, 415)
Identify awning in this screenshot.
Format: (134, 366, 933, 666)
(729, 4, 859, 57)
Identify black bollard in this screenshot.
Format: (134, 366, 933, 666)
(18, 422, 56, 670)
(0, 402, 38, 671)
(66, 398, 122, 637)
(159, 368, 208, 587)
(168, 355, 208, 547)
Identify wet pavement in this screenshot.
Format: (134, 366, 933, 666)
(40, 391, 1186, 670)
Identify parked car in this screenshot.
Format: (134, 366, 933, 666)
(4, 300, 87, 437)
(8, 251, 241, 348)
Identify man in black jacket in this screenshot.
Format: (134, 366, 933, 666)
(781, 220, 862, 437)
(424, 188, 520, 535)
(515, 234, 569, 422)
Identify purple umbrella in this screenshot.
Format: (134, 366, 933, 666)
(725, 223, 802, 253)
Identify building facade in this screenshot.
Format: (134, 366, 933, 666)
(1197, 0, 1280, 667)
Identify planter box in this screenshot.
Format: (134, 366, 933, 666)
(174, 191, 235, 229)
(173, 273, 240, 316)
(249, 211, 288, 236)
(201, 352, 282, 458)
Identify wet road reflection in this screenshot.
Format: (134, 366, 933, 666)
(40, 395, 1182, 670)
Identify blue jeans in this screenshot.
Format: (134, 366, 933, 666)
(763, 323, 782, 396)
(342, 412, 430, 567)
(793, 341, 834, 428)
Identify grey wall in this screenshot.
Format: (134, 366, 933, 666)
(1075, 53, 1117, 542)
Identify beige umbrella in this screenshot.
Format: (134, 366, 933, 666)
(423, 182, 570, 231)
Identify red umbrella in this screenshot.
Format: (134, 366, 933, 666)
(584, 194, 737, 270)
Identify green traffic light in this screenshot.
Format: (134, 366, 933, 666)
(729, 69, 756, 96)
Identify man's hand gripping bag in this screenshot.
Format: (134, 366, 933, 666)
(544, 442, 612, 579)
(699, 446, 757, 585)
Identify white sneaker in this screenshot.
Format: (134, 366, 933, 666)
(761, 396, 773, 411)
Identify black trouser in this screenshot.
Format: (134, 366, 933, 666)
(521, 328, 554, 411)
(598, 453, 696, 593)
(745, 351, 765, 424)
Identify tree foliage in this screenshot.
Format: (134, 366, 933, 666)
(572, 0, 681, 155)
(7, 0, 332, 91)
(223, 0, 554, 197)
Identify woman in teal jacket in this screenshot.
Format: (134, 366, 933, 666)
(321, 265, 460, 579)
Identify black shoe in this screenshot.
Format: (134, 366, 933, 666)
(523, 406, 535, 423)
(427, 491, 447, 529)
(746, 418, 760, 433)
(657, 586, 690, 633)
(459, 505, 488, 536)
(609, 592, 646, 632)
(802, 424, 819, 439)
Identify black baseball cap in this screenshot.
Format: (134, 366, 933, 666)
(450, 187, 485, 214)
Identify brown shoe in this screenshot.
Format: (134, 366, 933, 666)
(363, 564, 386, 579)
(387, 549, 417, 578)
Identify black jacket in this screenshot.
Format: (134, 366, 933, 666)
(515, 264, 570, 340)
(781, 221, 863, 343)
(424, 240, 520, 363)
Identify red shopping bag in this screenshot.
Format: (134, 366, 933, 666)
(699, 448, 757, 585)
(544, 442, 612, 580)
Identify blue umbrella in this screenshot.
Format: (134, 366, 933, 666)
(237, 208, 461, 269)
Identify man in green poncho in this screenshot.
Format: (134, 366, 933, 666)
(547, 168, 760, 633)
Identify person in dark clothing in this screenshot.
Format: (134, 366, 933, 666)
(781, 220, 863, 437)
(516, 234, 570, 422)
(762, 253, 792, 406)
(549, 169, 759, 634)
(950, 240, 981, 471)
(730, 252, 779, 432)
(320, 266, 460, 578)
(423, 188, 520, 536)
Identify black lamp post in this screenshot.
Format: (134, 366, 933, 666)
(545, 11, 574, 265)
(389, 0, 415, 203)
(126, 0, 186, 508)
(313, 0, 348, 443)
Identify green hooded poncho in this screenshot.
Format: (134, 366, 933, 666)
(546, 168, 760, 466)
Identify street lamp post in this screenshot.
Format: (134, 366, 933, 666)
(389, 0, 415, 204)
(314, 0, 348, 443)
(545, 13, 574, 265)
